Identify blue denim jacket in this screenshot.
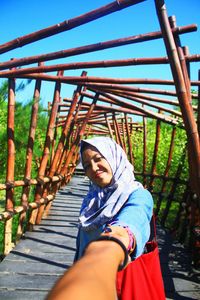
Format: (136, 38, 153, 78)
(75, 188, 153, 261)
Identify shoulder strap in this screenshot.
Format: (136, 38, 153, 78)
(149, 214, 157, 242)
(152, 214, 157, 241)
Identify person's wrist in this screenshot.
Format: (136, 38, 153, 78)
(85, 239, 125, 267)
(85, 236, 129, 271)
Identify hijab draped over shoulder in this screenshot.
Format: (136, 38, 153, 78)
(79, 137, 143, 230)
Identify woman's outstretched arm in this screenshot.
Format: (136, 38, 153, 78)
(46, 239, 125, 300)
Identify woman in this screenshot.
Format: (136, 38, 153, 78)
(75, 136, 153, 264)
(47, 137, 165, 300)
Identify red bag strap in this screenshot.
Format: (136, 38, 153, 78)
(152, 214, 157, 242)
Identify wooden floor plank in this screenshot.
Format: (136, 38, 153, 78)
(0, 290, 48, 300)
(0, 175, 87, 299)
(0, 174, 199, 300)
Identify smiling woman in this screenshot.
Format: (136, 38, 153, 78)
(81, 143, 113, 187)
(76, 137, 150, 258)
(48, 136, 165, 299)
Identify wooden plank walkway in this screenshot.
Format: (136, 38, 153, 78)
(0, 173, 200, 300)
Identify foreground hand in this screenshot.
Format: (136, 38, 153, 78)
(101, 225, 130, 249)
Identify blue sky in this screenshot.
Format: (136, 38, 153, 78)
(0, 0, 200, 107)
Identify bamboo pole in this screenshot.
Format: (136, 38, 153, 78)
(0, 194, 56, 222)
(69, 81, 179, 97)
(20, 74, 183, 86)
(0, 23, 196, 71)
(0, 0, 146, 55)
(112, 113, 119, 144)
(155, 0, 200, 198)
(125, 113, 134, 165)
(4, 71, 200, 89)
(121, 117, 127, 151)
(113, 114, 125, 150)
(1, 53, 200, 78)
(55, 88, 87, 177)
(17, 76, 42, 239)
(35, 73, 64, 224)
(51, 98, 61, 165)
(198, 70, 200, 136)
(0, 56, 166, 76)
(105, 114, 114, 139)
(48, 71, 87, 179)
(60, 93, 100, 177)
(70, 95, 146, 118)
(169, 16, 191, 104)
(155, 126, 176, 215)
(4, 77, 15, 255)
(133, 172, 187, 184)
(85, 90, 180, 125)
(149, 115, 161, 191)
(0, 174, 67, 191)
(87, 124, 109, 135)
(155, 0, 200, 259)
(6, 71, 194, 99)
(142, 113, 147, 188)
(115, 90, 182, 108)
(111, 89, 183, 118)
(28, 71, 63, 228)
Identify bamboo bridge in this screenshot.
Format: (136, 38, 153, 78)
(0, 0, 200, 299)
(0, 169, 200, 299)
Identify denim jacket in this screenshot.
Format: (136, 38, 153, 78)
(75, 187, 153, 261)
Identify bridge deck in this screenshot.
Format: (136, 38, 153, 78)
(0, 174, 199, 300)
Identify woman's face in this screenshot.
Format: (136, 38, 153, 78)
(82, 146, 113, 188)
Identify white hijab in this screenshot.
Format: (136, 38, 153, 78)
(79, 137, 143, 230)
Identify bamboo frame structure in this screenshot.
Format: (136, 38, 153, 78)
(0, 0, 200, 268)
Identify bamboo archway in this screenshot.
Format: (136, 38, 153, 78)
(0, 0, 199, 268)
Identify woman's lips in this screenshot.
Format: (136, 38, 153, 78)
(95, 171, 104, 178)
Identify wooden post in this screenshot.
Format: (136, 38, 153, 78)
(105, 113, 114, 139)
(60, 94, 99, 177)
(155, 0, 200, 198)
(155, 126, 176, 215)
(149, 115, 161, 191)
(198, 70, 200, 137)
(28, 71, 63, 228)
(4, 77, 15, 255)
(17, 77, 42, 238)
(142, 114, 147, 188)
(125, 113, 134, 165)
(48, 71, 87, 179)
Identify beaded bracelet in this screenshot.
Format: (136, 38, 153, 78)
(124, 226, 136, 254)
(87, 235, 130, 271)
(104, 224, 136, 255)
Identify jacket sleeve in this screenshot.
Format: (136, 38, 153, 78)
(109, 188, 153, 258)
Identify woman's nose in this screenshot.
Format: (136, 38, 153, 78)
(91, 160, 99, 172)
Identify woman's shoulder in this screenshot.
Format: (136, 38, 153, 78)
(127, 187, 153, 206)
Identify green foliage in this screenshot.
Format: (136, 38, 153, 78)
(133, 119, 188, 179)
(132, 119, 189, 229)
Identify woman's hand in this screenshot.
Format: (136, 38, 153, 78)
(101, 225, 130, 249)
